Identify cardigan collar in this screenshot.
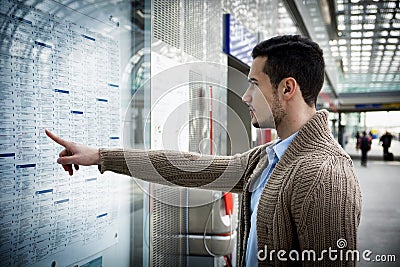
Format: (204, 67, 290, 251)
(246, 109, 334, 189)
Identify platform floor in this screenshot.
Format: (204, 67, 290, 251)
(353, 159, 400, 266)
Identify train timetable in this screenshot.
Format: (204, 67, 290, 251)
(0, 1, 123, 266)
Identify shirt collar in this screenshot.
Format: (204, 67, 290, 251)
(266, 131, 298, 160)
(274, 131, 298, 159)
(248, 131, 299, 193)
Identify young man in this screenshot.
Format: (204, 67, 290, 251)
(46, 35, 361, 266)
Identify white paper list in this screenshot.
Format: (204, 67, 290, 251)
(0, 1, 122, 266)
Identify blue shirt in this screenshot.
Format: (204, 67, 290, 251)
(245, 132, 298, 266)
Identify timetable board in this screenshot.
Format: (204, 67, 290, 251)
(0, 0, 123, 266)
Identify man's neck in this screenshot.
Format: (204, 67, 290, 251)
(276, 107, 316, 140)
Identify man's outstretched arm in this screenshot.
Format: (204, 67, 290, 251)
(46, 130, 251, 193)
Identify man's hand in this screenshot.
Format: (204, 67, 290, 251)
(45, 129, 100, 176)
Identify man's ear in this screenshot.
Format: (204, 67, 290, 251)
(282, 77, 297, 99)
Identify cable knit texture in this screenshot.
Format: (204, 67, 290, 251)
(99, 110, 362, 267)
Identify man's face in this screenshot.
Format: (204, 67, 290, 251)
(242, 56, 285, 129)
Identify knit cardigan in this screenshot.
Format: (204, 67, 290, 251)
(99, 110, 362, 266)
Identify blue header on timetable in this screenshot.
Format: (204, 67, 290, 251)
(96, 98, 108, 102)
(222, 13, 257, 66)
(12, 15, 32, 25)
(16, 163, 36, 169)
(71, 110, 83, 114)
(97, 213, 108, 218)
(355, 103, 381, 109)
(82, 34, 95, 41)
(0, 153, 15, 157)
(109, 137, 120, 140)
(36, 189, 53, 194)
(35, 41, 52, 49)
(108, 83, 119, 88)
(54, 89, 70, 94)
(222, 14, 231, 54)
(54, 198, 69, 204)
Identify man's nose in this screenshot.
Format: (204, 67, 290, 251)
(242, 87, 251, 104)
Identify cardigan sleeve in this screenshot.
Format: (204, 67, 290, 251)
(295, 156, 362, 266)
(98, 148, 252, 193)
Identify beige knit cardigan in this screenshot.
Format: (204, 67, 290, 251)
(99, 110, 362, 266)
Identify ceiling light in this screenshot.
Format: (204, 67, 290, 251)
(351, 39, 362, 45)
(350, 24, 362, 31)
(363, 31, 374, 38)
(362, 39, 373, 44)
(364, 24, 375, 30)
(384, 50, 394, 55)
(330, 46, 338, 52)
(391, 30, 400, 36)
(386, 1, 396, 8)
(351, 31, 362, 37)
(350, 15, 362, 21)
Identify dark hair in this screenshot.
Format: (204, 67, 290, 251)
(251, 35, 325, 107)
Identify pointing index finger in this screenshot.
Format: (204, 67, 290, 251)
(45, 129, 70, 148)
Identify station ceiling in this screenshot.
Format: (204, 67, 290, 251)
(331, 0, 399, 95)
(286, 0, 400, 111)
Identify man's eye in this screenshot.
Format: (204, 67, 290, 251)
(250, 83, 258, 88)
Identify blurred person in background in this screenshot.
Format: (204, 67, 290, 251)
(355, 131, 360, 151)
(359, 131, 372, 167)
(379, 131, 393, 161)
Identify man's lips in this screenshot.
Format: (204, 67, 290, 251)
(249, 108, 255, 117)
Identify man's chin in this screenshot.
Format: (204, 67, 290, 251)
(251, 117, 276, 129)
(252, 121, 277, 129)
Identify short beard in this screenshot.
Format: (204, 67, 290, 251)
(251, 91, 285, 129)
(271, 91, 286, 128)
